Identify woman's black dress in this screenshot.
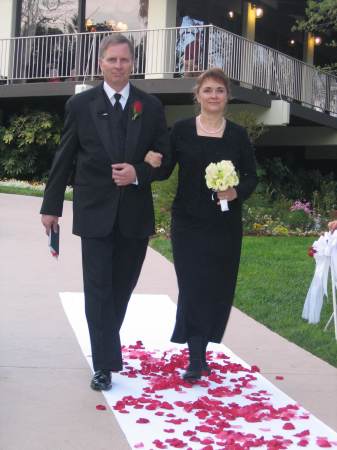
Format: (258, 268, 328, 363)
(167, 118, 258, 344)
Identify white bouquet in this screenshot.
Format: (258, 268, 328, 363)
(205, 160, 239, 212)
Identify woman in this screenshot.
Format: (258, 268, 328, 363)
(146, 69, 258, 381)
(328, 221, 337, 232)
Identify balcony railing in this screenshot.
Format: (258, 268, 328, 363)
(0, 25, 336, 115)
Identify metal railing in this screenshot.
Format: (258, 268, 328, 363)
(0, 25, 336, 115)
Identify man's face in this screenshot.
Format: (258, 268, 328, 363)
(99, 43, 133, 90)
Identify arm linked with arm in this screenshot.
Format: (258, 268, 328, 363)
(134, 101, 175, 185)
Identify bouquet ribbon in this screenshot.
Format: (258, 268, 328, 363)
(220, 199, 229, 212)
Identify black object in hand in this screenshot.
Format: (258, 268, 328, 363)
(49, 224, 60, 257)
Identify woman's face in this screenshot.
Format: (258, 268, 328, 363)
(196, 78, 228, 114)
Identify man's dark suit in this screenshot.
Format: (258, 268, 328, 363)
(41, 82, 170, 371)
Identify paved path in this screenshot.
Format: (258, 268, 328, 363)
(0, 193, 336, 450)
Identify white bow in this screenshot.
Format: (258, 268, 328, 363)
(302, 231, 337, 324)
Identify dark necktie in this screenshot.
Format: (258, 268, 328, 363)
(113, 93, 125, 161)
(113, 93, 122, 116)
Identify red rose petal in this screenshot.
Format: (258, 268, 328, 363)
(200, 438, 214, 445)
(95, 404, 107, 411)
(276, 375, 284, 380)
(295, 431, 310, 437)
(196, 410, 209, 419)
(183, 431, 196, 437)
(297, 440, 309, 447)
(165, 438, 187, 448)
(161, 402, 174, 410)
(283, 422, 295, 430)
(166, 418, 188, 425)
(136, 418, 150, 424)
(153, 439, 167, 449)
(317, 438, 332, 448)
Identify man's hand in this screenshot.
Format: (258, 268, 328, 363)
(328, 220, 337, 232)
(41, 215, 59, 235)
(111, 163, 137, 186)
(217, 188, 238, 202)
(144, 151, 163, 168)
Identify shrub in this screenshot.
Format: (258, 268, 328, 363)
(284, 210, 315, 230)
(0, 110, 62, 181)
(229, 111, 266, 143)
(312, 178, 337, 216)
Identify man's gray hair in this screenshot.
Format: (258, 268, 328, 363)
(98, 34, 134, 59)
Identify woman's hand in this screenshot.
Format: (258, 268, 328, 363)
(217, 188, 237, 202)
(145, 151, 163, 168)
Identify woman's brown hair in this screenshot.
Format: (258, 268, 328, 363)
(193, 68, 231, 101)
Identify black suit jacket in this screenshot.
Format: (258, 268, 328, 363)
(40, 83, 170, 238)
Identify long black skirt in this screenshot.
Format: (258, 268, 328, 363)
(171, 212, 242, 344)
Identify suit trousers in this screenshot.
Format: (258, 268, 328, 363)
(81, 224, 148, 371)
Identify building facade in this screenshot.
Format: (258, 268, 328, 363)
(0, 0, 337, 168)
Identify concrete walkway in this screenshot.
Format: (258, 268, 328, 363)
(0, 193, 336, 450)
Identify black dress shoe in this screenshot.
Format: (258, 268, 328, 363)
(201, 362, 211, 375)
(183, 361, 211, 381)
(183, 355, 203, 382)
(183, 366, 202, 382)
(90, 370, 112, 391)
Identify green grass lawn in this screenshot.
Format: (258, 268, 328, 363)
(0, 185, 72, 200)
(151, 235, 337, 368)
(0, 185, 45, 197)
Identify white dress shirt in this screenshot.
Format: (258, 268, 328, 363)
(103, 81, 130, 110)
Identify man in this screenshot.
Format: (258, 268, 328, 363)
(41, 34, 169, 391)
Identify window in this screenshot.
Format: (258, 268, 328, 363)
(20, 0, 79, 36)
(85, 0, 148, 32)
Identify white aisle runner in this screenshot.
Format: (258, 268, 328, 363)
(61, 293, 337, 450)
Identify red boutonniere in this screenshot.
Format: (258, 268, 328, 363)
(132, 100, 142, 120)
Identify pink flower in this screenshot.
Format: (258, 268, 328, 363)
(290, 200, 312, 215)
